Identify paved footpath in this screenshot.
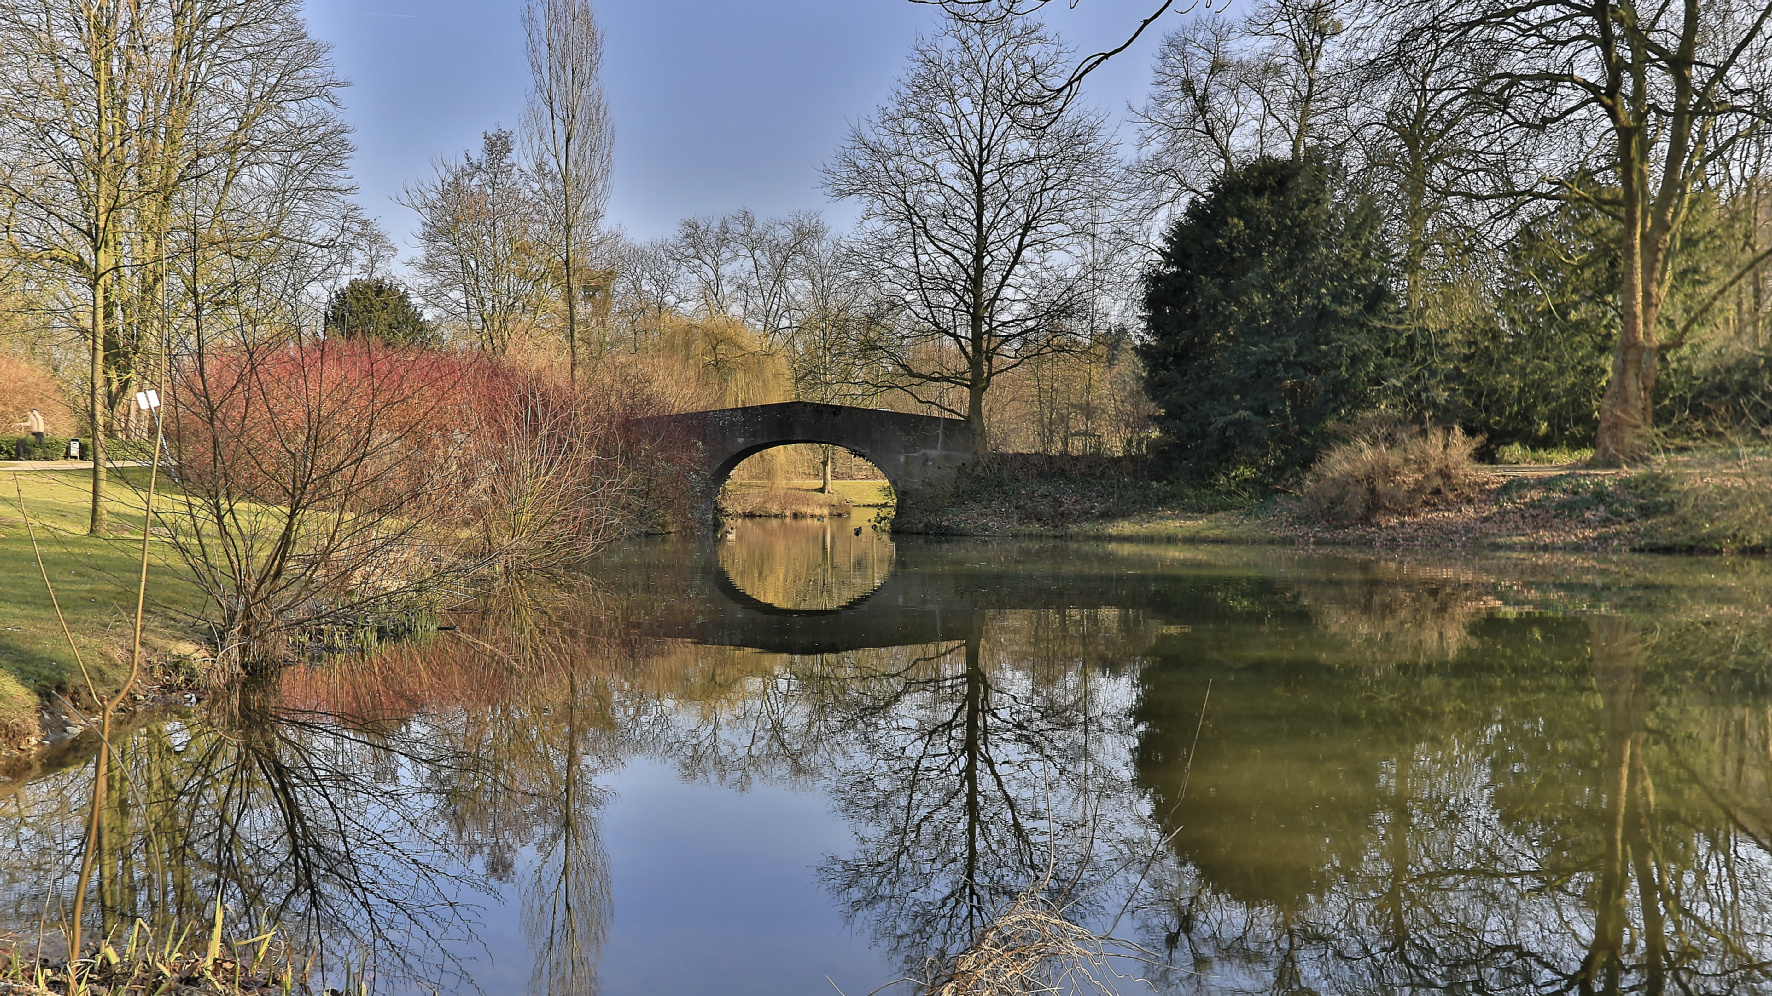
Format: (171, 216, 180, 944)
(0, 460, 153, 472)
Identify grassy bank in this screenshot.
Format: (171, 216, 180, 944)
(895, 454, 1263, 540)
(900, 446, 1772, 553)
(719, 478, 894, 517)
(0, 468, 206, 747)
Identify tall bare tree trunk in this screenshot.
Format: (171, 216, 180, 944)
(1595, 125, 1672, 466)
(86, 4, 124, 537)
(524, 0, 611, 389)
(89, 275, 109, 534)
(969, 193, 990, 453)
(566, 202, 578, 386)
(1595, 212, 1656, 464)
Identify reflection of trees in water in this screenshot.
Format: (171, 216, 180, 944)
(620, 609, 1165, 975)
(717, 518, 894, 610)
(13, 545, 1772, 995)
(0, 681, 491, 991)
(1135, 610, 1772, 995)
(0, 581, 624, 996)
(374, 584, 618, 996)
(1287, 560, 1501, 664)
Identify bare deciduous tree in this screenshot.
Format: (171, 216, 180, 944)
(1433, 0, 1772, 462)
(911, 0, 1197, 105)
(0, 0, 351, 532)
(524, 0, 613, 386)
(405, 130, 544, 355)
(1132, 0, 1358, 218)
(608, 234, 682, 349)
(825, 13, 1124, 450)
(667, 209, 825, 344)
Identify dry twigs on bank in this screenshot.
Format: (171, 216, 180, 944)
(922, 889, 1122, 996)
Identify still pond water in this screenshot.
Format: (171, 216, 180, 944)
(9, 520, 1772, 994)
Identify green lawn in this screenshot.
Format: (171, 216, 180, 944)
(0, 468, 207, 739)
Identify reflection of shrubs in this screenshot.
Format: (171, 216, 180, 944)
(1298, 416, 1486, 526)
(1293, 562, 1500, 663)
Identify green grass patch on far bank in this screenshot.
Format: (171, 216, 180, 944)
(0, 468, 206, 743)
(719, 478, 894, 518)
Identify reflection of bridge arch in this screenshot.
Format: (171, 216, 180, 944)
(647, 535, 1241, 655)
(687, 552, 978, 654)
(639, 402, 974, 513)
(709, 561, 889, 616)
(714, 519, 895, 612)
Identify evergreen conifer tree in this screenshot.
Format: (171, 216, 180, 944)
(324, 278, 438, 348)
(1139, 155, 1394, 478)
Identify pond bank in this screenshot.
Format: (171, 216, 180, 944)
(897, 449, 1772, 554)
(0, 468, 209, 757)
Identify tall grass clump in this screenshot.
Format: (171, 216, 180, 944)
(920, 889, 1122, 996)
(1633, 444, 1772, 552)
(4, 905, 308, 995)
(1298, 415, 1487, 526)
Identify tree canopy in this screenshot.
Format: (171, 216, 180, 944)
(1139, 155, 1394, 479)
(324, 279, 439, 348)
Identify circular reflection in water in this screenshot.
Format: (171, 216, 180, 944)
(716, 518, 894, 611)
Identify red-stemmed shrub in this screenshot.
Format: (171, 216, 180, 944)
(162, 336, 699, 673)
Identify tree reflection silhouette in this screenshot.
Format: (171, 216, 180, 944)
(33, 681, 494, 992)
(11, 539, 1772, 996)
(394, 583, 618, 996)
(1136, 602, 1772, 995)
(790, 622, 1152, 974)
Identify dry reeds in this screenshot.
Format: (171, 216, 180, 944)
(1298, 415, 1487, 526)
(922, 890, 1122, 996)
(3, 904, 306, 995)
(1635, 444, 1772, 552)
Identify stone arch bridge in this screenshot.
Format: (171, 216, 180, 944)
(642, 402, 975, 514)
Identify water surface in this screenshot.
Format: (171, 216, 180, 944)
(7, 521, 1772, 994)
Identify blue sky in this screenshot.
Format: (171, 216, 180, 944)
(298, 0, 1185, 253)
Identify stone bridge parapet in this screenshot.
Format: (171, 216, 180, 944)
(640, 402, 975, 515)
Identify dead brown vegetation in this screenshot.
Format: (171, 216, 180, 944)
(718, 485, 853, 519)
(1297, 417, 1489, 526)
(922, 889, 1122, 996)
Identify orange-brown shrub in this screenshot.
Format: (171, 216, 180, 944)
(0, 352, 75, 437)
(162, 339, 704, 669)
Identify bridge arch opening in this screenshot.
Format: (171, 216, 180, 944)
(716, 442, 896, 520)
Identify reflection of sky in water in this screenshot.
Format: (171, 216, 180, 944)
(438, 758, 892, 996)
(597, 760, 889, 994)
(9, 529, 1772, 994)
